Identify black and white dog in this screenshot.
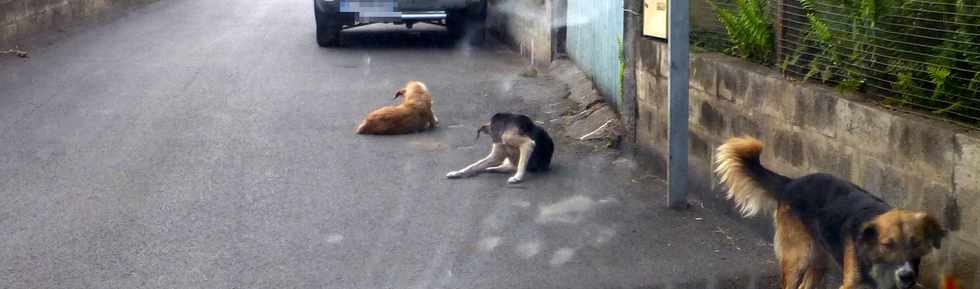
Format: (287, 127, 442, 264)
(447, 113, 554, 183)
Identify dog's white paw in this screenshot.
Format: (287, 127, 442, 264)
(447, 171, 464, 179)
(507, 175, 523, 184)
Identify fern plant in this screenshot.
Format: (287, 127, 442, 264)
(781, 0, 893, 93)
(717, 0, 980, 124)
(710, 0, 774, 64)
(888, 0, 980, 122)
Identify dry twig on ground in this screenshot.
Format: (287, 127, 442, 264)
(0, 48, 29, 58)
(713, 226, 742, 251)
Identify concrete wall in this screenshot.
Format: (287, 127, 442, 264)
(487, 0, 553, 66)
(487, 0, 632, 125)
(0, 0, 154, 48)
(636, 39, 980, 288)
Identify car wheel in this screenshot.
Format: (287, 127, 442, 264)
(446, 9, 466, 40)
(447, 1, 487, 45)
(314, 2, 341, 47)
(465, 0, 487, 45)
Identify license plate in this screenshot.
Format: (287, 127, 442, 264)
(340, 0, 397, 13)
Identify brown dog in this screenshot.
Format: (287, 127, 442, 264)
(715, 137, 945, 289)
(355, 81, 438, 134)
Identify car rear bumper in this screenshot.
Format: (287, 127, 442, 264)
(317, 0, 482, 25)
(355, 11, 447, 22)
(339, 1, 449, 22)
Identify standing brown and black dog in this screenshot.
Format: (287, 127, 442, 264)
(715, 137, 946, 289)
(355, 81, 438, 134)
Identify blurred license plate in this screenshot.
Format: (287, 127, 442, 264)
(340, 0, 397, 13)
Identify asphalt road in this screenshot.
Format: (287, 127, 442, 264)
(0, 1, 780, 288)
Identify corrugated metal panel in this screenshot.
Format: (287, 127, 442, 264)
(566, 0, 624, 108)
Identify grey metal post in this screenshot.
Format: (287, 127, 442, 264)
(667, 0, 689, 209)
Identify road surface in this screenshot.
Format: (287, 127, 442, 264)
(0, 1, 779, 288)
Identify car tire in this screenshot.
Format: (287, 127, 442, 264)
(314, 2, 341, 47)
(465, 0, 488, 45)
(446, 9, 466, 40)
(447, 2, 487, 45)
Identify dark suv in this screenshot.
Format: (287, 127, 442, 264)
(313, 0, 488, 47)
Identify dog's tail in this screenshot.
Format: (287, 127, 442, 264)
(475, 123, 490, 140)
(714, 137, 792, 217)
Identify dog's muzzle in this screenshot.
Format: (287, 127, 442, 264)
(896, 262, 917, 289)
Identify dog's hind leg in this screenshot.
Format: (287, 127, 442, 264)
(355, 120, 369, 134)
(485, 158, 515, 173)
(428, 113, 439, 128)
(775, 204, 824, 289)
(502, 131, 536, 184)
(800, 251, 828, 289)
(447, 144, 505, 178)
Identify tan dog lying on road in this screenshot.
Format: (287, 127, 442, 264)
(355, 81, 438, 134)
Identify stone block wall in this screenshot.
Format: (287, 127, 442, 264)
(1, 0, 155, 48)
(487, 0, 553, 66)
(636, 39, 980, 288)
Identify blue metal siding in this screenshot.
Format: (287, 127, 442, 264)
(566, 0, 624, 108)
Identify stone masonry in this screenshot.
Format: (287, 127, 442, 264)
(1, 0, 155, 48)
(486, 0, 553, 67)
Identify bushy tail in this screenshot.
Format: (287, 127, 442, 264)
(714, 137, 792, 217)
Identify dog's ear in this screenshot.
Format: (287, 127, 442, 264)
(918, 213, 946, 249)
(859, 222, 879, 247)
(393, 88, 406, 100)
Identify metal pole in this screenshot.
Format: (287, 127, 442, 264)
(667, 0, 689, 209)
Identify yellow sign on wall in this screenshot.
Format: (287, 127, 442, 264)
(643, 0, 668, 39)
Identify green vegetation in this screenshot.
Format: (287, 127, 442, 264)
(709, 0, 775, 64)
(708, 0, 980, 126)
(618, 36, 626, 102)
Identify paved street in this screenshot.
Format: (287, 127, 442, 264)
(0, 0, 779, 288)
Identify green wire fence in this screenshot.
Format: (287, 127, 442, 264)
(697, 0, 980, 128)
